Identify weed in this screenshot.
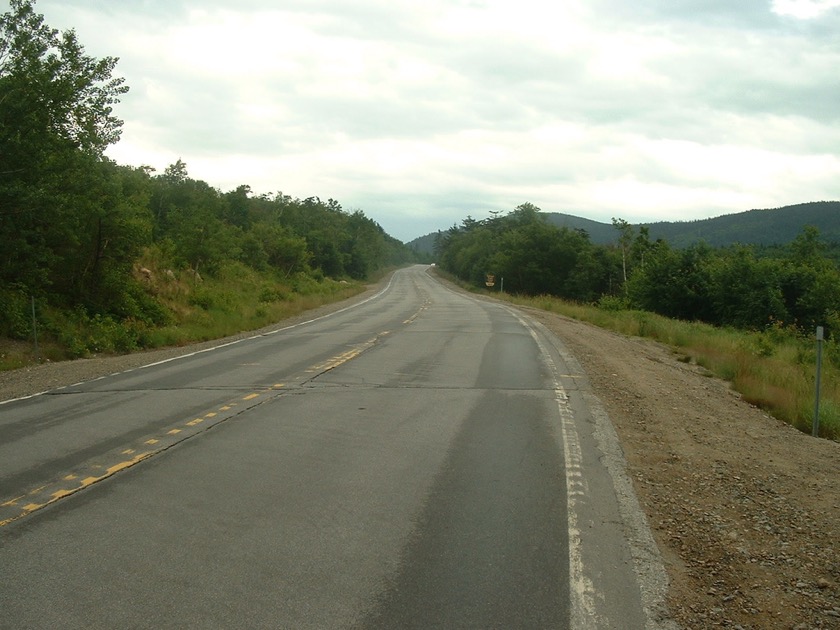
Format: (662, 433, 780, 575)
(498, 292, 840, 442)
(1, 258, 368, 369)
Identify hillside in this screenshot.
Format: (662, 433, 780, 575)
(642, 201, 840, 247)
(407, 201, 840, 252)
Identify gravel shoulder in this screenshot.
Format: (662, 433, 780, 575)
(525, 307, 840, 630)
(3, 278, 839, 628)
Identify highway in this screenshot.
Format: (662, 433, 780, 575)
(0, 265, 660, 629)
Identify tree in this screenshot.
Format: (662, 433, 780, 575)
(0, 0, 130, 325)
(707, 247, 787, 329)
(0, 0, 128, 156)
(780, 227, 840, 333)
(627, 242, 715, 322)
(612, 218, 634, 292)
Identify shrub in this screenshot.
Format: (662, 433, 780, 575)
(0, 287, 34, 339)
(597, 294, 630, 311)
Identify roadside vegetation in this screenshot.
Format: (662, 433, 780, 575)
(511, 294, 839, 441)
(433, 204, 840, 441)
(0, 1, 415, 369)
(0, 261, 378, 371)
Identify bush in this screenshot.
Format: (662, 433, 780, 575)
(0, 287, 33, 339)
(597, 294, 630, 311)
(258, 285, 289, 303)
(188, 289, 215, 310)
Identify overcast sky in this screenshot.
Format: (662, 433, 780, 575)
(34, 0, 840, 242)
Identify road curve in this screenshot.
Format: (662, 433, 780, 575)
(0, 265, 666, 629)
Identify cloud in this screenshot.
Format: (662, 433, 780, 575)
(33, 0, 840, 242)
(772, 0, 840, 18)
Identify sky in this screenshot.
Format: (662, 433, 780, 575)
(31, 0, 840, 242)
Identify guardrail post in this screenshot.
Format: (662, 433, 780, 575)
(813, 326, 824, 437)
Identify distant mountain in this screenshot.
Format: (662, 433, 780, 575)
(406, 201, 840, 253)
(542, 213, 616, 244)
(640, 201, 840, 248)
(407, 231, 439, 256)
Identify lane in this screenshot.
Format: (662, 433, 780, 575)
(0, 266, 656, 628)
(0, 269, 426, 512)
(362, 390, 569, 629)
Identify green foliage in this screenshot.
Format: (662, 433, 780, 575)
(0, 0, 137, 326)
(501, 291, 840, 441)
(597, 295, 630, 312)
(0, 285, 32, 339)
(436, 203, 609, 302)
(0, 2, 418, 365)
(437, 203, 840, 344)
(258, 284, 289, 303)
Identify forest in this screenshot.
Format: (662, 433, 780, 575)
(0, 1, 413, 361)
(435, 203, 840, 337)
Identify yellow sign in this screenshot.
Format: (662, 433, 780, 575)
(485, 274, 495, 287)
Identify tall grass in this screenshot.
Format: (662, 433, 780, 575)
(498, 291, 840, 441)
(2, 260, 368, 368)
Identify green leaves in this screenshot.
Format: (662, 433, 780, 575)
(0, 0, 128, 156)
(438, 205, 840, 338)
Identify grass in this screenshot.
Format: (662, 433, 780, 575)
(486, 286, 840, 441)
(2, 259, 370, 370)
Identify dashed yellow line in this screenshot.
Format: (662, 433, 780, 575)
(1, 375, 292, 528)
(106, 453, 151, 475)
(306, 332, 391, 373)
(50, 489, 75, 501)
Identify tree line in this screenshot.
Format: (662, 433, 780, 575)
(435, 203, 840, 336)
(0, 0, 412, 341)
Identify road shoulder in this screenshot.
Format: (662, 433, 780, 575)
(523, 306, 840, 629)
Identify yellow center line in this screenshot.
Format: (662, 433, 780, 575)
(50, 489, 75, 501)
(106, 454, 150, 475)
(2, 380, 298, 528)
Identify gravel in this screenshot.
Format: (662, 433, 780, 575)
(525, 307, 840, 630)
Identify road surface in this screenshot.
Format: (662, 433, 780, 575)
(0, 266, 664, 629)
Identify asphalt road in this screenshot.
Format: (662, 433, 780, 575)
(0, 266, 659, 629)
